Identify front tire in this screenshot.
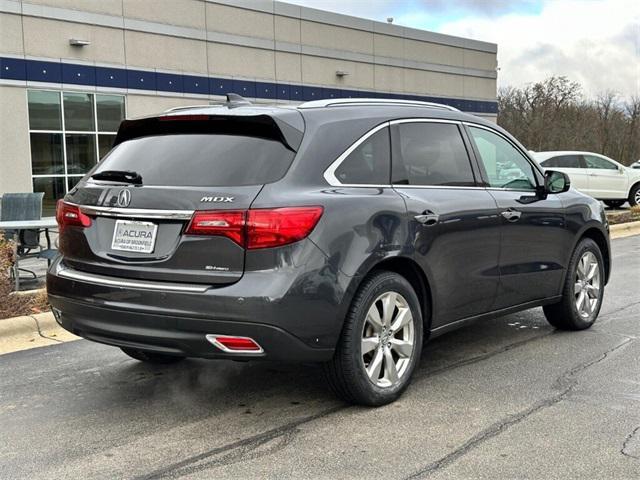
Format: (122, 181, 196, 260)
(121, 347, 186, 364)
(323, 271, 423, 406)
(629, 183, 640, 207)
(543, 238, 605, 330)
(604, 200, 625, 209)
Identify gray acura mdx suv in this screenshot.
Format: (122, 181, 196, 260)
(48, 97, 611, 406)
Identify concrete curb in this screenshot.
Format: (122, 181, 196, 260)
(610, 220, 640, 239)
(0, 311, 79, 355)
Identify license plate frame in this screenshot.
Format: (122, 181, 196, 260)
(111, 220, 158, 254)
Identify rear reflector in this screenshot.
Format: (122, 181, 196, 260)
(56, 200, 92, 230)
(185, 206, 323, 249)
(206, 335, 263, 353)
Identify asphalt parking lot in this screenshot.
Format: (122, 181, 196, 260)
(1, 235, 639, 480)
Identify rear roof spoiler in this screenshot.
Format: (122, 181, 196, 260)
(114, 109, 303, 152)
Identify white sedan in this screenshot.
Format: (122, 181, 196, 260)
(533, 151, 640, 208)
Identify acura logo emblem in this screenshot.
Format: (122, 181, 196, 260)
(117, 189, 131, 207)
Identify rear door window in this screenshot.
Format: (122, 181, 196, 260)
(392, 122, 476, 186)
(541, 155, 583, 168)
(334, 127, 390, 185)
(92, 134, 295, 186)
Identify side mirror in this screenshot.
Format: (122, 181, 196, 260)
(545, 170, 571, 194)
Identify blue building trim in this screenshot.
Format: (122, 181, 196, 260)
(0, 57, 498, 114)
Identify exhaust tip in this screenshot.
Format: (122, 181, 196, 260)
(51, 308, 63, 326)
(205, 334, 263, 354)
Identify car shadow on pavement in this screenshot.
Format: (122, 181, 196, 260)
(89, 309, 553, 419)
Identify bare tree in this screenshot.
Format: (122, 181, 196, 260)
(498, 77, 639, 165)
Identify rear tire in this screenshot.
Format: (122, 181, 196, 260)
(604, 200, 625, 209)
(629, 184, 640, 207)
(323, 271, 423, 406)
(120, 347, 186, 364)
(543, 238, 605, 330)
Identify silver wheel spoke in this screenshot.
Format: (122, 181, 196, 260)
(574, 282, 582, 294)
(577, 257, 587, 280)
(361, 336, 378, 355)
(366, 305, 383, 333)
(366, 348, 384, 380)
(383, 347, 398, 383)
(390, 307, 411, 333)
(381, 292, 397, 327)
(584, 296, 593, 314)
(576, 291, 586, 311)
(389, 338, 413, 358)
(586, 262, 598, 281)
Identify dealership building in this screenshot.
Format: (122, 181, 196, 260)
(0, 0, 498, 214)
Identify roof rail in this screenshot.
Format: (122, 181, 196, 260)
(163, 94, 253, 113)
(298, 98, 460, 112)
(163, 104, 215, 113)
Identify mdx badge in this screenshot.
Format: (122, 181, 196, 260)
(117, 189, 131, 207)
(200, 196, 234, 203)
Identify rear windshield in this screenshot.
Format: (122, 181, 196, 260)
(92, 134, 295, 186)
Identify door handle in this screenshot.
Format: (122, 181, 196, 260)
(414, 210, 440, 226)
(501, 208, 522, 222)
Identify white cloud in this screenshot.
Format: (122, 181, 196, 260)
(437, 0, 640, 98)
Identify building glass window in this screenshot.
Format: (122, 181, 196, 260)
(28, 90, 125, 214)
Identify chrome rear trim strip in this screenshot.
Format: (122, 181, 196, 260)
(56, 265, 209, 293)
(74, 204, 194, 220)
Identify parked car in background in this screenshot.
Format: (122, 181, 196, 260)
(631, 160, 640, 169)
(48, 98, 611, 406)
(533, 151, 640, 208)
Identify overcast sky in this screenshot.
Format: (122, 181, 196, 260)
(288, 0, 640, 99)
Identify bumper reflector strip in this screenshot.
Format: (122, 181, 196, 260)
(206, 334, 264, 353)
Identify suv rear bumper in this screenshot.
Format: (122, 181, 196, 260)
(48, 294, 332, 361)
(46, 243, 347, 362)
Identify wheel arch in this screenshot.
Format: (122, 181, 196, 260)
(629, 180, 640, 205)
(576, 226, 611, 284)
(362, 256, 433, 337)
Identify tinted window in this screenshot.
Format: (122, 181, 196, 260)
(335, 127, 390, 185)
(96, 94, 125, 132)
(392, 123, 475, 186)
(63, 92, 95, 131)
(28, 90, 61, 130)
(92, 134, 295, 187)
(541, 155, 582, 168)
(469, 127, 537, 190)
(584, 155, 617, 170)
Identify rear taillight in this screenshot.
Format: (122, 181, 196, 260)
(185, 210, 245, 245)
(56, 200, 92, 229)
(247, 207, 324, 249)
(184, 206, 323, 249)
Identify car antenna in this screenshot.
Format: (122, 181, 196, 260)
(225, 93, 252, 108)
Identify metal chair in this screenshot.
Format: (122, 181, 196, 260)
(0, 192, 56, 290)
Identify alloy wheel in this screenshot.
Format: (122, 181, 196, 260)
(574, 251, 601, 318)
(361, 291, 415, 388)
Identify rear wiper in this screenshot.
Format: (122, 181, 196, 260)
(91, 170, 143, 185)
